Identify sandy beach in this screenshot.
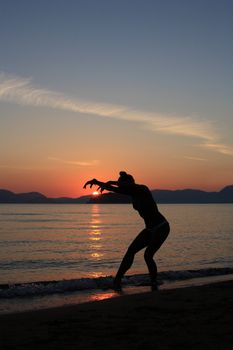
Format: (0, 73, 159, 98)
(0, 280, 232, 350)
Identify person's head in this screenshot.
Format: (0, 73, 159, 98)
(118, 171, 135, 184)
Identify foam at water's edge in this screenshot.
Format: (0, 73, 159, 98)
(0, 267, 233, 298)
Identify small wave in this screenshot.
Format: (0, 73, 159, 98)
(0, 267, 233, 298)
(0, 213, 44, 216)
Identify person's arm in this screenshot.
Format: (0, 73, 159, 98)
(96, 181, 118, 193)
(83, 179, 135, 195)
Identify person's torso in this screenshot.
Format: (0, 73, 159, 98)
(131, 185, 166, 227)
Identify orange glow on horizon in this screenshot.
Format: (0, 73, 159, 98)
(0, 163, 232, 198)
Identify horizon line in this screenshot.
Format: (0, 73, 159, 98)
(0, 184, 232, 199)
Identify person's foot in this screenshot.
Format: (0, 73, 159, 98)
(151, 281, 159, 291)
(113, 278, 122, 291)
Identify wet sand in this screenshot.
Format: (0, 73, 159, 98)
(0, 280, 232, 349)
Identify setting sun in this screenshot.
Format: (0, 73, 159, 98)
(92, 191, 100, 196)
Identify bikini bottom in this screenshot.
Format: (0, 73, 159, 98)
(147, 221, 170, 239)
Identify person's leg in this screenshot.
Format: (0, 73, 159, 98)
(113, 229, 149, 290)
(144, 223, 170, 289)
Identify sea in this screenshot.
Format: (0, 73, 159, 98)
(0, 203, 233, 314)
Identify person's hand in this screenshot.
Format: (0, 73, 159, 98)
(83, 178, 98, 189)
(97, 185, 105, 193)
(97, 181, 115, 193)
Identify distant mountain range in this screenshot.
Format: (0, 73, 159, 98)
(0, 185, 233, 204)
(0, 189, 90, 204)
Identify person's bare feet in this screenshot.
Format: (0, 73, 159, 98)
(151, 281, 159, 291)
(113, 278, 122, 291)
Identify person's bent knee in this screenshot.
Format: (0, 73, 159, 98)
(126, 246, 136, 257)
(144, 249, 153, 264)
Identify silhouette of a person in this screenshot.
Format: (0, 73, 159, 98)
(84, 171, 170, 290)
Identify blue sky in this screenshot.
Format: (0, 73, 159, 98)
(0, 0, 232, 196)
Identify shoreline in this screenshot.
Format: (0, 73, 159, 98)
(0, 280, 232, 349)
(1, 272, 233, 315)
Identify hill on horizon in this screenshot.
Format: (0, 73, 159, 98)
(0, 185, 233, 204)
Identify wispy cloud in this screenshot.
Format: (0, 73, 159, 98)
(183, 156, 207, 162)
(201, 142, 233, 156)
(0, 164, 41, 170)
(1, 72, 232, 156)
(48, 157, 99, 167)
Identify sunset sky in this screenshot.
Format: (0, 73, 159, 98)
(0, 0, 232, 197)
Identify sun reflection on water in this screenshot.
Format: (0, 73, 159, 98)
(88, 205, 105, 269)
(89, 291, 118, 302)
(91, 252, 104, 259)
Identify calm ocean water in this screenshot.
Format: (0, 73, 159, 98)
(0, 203, 233, 312)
